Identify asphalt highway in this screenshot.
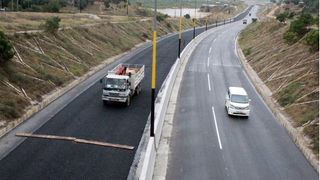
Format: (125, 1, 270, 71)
(166, 6, 318, 180)
(0, 8, 251, 179)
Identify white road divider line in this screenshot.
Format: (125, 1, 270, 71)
(207, 57, 210, 67)
(209, 47, 212, 54)
(211, 107, 222, 150)
(207, 74, 211, 91)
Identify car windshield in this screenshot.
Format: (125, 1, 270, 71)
(231, 95, 248, 103)
(105, 78, 126, 90)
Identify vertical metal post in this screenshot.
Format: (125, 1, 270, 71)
(178, 0, 182, 58)
(205, 0, 208, 31)
(193, 0, 196, 39)
(205, 15, 208, 31)
(151, 0, 157, 137)
(126, 0, 129, 16)
(79, 0, 81, 13)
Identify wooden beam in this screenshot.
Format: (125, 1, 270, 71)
(16, 133, 76, 141)
(75, 139, 134, 150)
(16, 133, 134, 150)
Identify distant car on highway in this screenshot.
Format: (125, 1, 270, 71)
(225, 87, 250, 117)
(243, 19, 247, 24)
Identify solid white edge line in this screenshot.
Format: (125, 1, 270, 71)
(212, 106, 222, 150)
(207, 74, 211, 91)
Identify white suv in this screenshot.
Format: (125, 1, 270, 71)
(225, 87, 250, 117)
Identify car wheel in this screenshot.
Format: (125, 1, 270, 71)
(126, 96, 131, 106)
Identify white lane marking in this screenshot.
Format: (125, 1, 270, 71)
(212, 106, 222, 150)
(207, 57, 210, 67)
(207, 74, 211, 91)
(213, 39, 217, 43)
(209, 47, 212, 54)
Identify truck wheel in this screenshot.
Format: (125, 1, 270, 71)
(136, 86, 141, 95)
(126, 96, 131, 106)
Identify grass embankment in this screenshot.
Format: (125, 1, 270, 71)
(0, 15, 207, 129)
(238, 20, 319, 154)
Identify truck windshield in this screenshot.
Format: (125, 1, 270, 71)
(105, 78, 127, 90)
(231, 95, 248, 104)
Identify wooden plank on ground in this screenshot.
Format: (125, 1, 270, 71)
(16, 133, 76, 141)
(75, 139, 134, 150)
(15, 133, 134, 150)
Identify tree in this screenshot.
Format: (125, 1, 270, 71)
(0, 30, 15, 65)
(41, 16, 61, 34)
(184, 14, 190, 19)
(304, 30, 319, 51)
(43, 0, 60, 12)
(276, 13, 288, 22)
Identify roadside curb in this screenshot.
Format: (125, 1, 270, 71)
(235, 37, 319, 172)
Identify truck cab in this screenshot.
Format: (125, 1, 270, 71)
(100, 64, 144, 106)
(102, 74, 131, 105)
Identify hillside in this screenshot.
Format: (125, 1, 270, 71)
(1, 8, 226, 136)
(238, 11, 319, 154)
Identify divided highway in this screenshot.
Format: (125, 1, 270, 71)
(166, 6, 318, 179)
(0, 8, 251, 179)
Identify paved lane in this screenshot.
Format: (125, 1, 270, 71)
(167, 6, 318, 180)
(0, 7, 252, 179)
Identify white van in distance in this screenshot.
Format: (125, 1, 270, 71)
(225, 87, 250, 117)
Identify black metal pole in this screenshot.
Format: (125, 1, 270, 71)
(151, 89, 155, 136)
(193, 26, 195, 39)
(178, 0, 182, 58)
(216, 20, 217, 27)
(178, 39, 181, 58)
(206, 22, 207, 31)
(224, 19, 225, 24)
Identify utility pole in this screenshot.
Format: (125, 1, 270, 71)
(193, 0, 196, 39)
(79, 0, 81, 13)
(205, 15, 208, 31)
(126, 0, 129, 16)
(178, 0, 182, 58)
(205, 0, 208, 31)
(151, 0, 157, 137)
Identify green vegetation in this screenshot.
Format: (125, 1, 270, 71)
(283, 31, 298, 44)
(40, 16, 61, 34)
(157, 13, 169, 22)
(0, 30, 15, 65)
(103, 0, 126, 9)
(277, 82, 302, 106)
(2, 0, 93, 12)
(282, 13, 316, 46)
(243, 47, 252, 56)
(303, 30, 319, 51)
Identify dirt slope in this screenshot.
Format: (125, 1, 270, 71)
(239, 19, 319, 154)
